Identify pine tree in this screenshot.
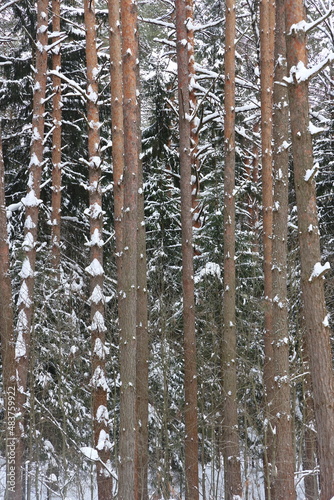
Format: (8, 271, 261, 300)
(285, 1, 334, 497)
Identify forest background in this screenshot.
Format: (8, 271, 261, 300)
(0, 0, 333, 499)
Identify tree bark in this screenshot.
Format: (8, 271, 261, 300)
(50, 0, 62, 273)
(271, 0, 296, 497)
(221, 0, 243, 498)
(175, 1, 199, 499)
(285, 1, 334, 499)
(118, 0, 140, 497)
(259, 0, 275, 496)
(185, 0, 201, 228)
(0, 125, 16, 500)
(14, 2, 48, 497)
(84, 1, 113, 498)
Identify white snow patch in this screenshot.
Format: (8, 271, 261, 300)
(22, 190, 42, 207)
(96, 405, 109, 424)
(91, 366, 108, 391)
(304, 162, 319, 181)
(18, 282, 32, 308)
(89, 285, 105, 305)
(85, 228, 104, 248)
(323, 315, 329, 327)
(91, 311, 107, 333)
(94, 338, 109, 359)
(22, 232, 35, 250)
(97, 429, 112, 451)
(195, 262, 221, 283)
(20, 257, 34, 278)
(85, 258, 104, 276)
(309, 261, 330, 281)
(80, 447, 99, 461)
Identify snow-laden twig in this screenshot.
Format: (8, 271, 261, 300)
(288, 6, 333, 35)
(0, 0, 21, 14)
(284, 52, 334, 84)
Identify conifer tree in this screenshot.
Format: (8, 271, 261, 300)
(84, 0, 112, 498)
(14, 1, 48, 497)
(221, 0, 243, 497)
(285, 1, 334, 498)
(175, 0, 199, 498)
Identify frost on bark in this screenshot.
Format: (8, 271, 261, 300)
(84, 1, 112, 498)
(0, 125, 16, 500)
(14, 2, 48, 498)
(175, 1, 199, 499)
(285, 1, 334, 499)
(271, 0, 296, 497)
(259, 0, 275, 496)
(50, 0, 62, 273)
(221, 0, 242, 498)
(118, 0, 141, 497)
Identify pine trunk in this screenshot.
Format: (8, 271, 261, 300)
(259, 0, 275, 496)
(285, 1, 334, 498)
(222, 0, 242, 498)
(14, 2, 48, 497)
(118, 0, 140, 497)
(175, 1, 199, 498)
(0, 126, 16, 500)
(84, 2, 112, 498)
(50, 0, 62, 273)
(271, 0, 296, 497)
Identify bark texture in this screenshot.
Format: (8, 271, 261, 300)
(259, 0, 275, 496)
(14, 2, 48, 497)
(84, 1, 113, 498)
(50, 0, 62, 273)
(119, 0, 140, 497)
(175, 1, 199, 498)
(0, 126, 16, 500)
(285, 1, 334, 499)
(271, 0, 296, 497)
(221, 0, 242, 498)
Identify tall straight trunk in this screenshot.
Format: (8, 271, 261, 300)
(185, 0, 200, 228)
(175, 1, 199, 499)
(0, 126, 16, 500)
(221, 0, 242, 499)
(84, 2, 112, 499)
(118, 0, 140, 497)
(285, 2, 334, 498)
(136, 152, 149, 500)
(14, 2, 48, 498)
(271, 0, 296, 497)
(302, 344, 319, 500)
(259, 0, 275, 497)
(50, 0, 62, 273)
(135, 54, 149, 498)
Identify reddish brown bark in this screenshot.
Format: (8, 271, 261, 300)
(221, 0, 242, 498)
(285, 1, 334, 499)
(185, 0, 201, 229)
(118, 0, 140, 497)
(50, 0, 62, 273)
(84, 1, 112, 498)
(259, 0, 275, 496)
(0, 125, 17, 500)
(14, 2, 48, 497)
(271, 0, 296, 497)
(175, 1, 199, 498)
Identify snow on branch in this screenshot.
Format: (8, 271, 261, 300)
(284, 52, 334, 84)
(309, 261, 331, 282)
(288, 7, 333, 35)
(0, 0, 22, 14)
(49, 70, 88, 101)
